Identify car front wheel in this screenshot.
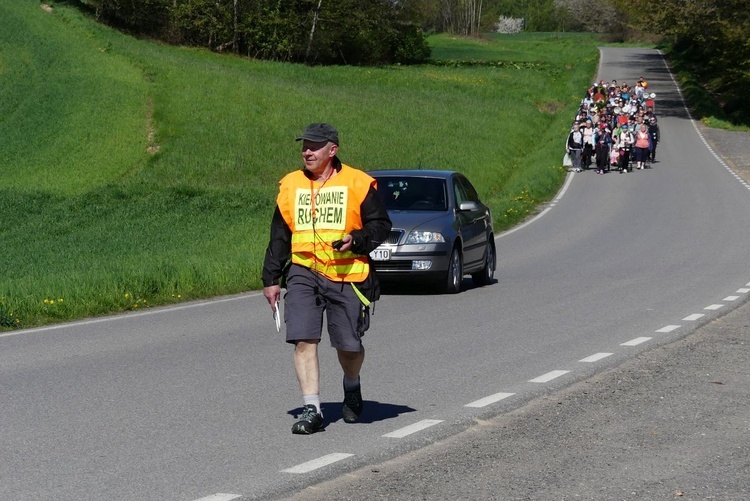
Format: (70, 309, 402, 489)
(443, 247, 462, 294)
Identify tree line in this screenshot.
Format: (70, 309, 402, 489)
(625, 0, 749, 124)
(78, 0, 432, 65)
(72, 0, 748, 121)
(74, 0, 593, 64)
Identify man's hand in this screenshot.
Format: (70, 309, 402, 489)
(263, 285, 281, 311)
(333, 234, 354, 252)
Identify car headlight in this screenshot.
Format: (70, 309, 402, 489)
(405, 231, 445, 244)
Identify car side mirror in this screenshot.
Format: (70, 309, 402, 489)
(458, 201, 479, 211)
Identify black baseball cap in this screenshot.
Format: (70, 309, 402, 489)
(296, 123, 339, 145)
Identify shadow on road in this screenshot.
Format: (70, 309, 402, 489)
(288, 401, 416, 426)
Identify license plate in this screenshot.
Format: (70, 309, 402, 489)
(369, 248, 391, 261)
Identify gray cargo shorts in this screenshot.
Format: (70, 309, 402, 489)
(284, 264, 363, 352)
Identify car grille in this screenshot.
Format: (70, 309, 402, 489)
(384, 229, 404, 245)
(372, 261, 413, 271)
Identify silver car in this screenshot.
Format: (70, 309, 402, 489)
(367, 169, 496, 293)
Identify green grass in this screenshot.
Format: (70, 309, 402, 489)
(0, 2, 602, 330)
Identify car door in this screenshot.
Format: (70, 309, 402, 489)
(453, 175, 488, 270)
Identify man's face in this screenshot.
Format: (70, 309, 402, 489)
(301, 140, 337, 176)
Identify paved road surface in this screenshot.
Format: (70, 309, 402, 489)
(279, 301, 750, 501)
(276, 52, 750, 501)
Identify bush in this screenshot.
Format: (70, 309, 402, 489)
(394, 25, 432, 64)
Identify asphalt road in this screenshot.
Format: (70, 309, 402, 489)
(275, 48, 750, 501)
(279, 300, 750, 501)
(1, 48, 749, 501)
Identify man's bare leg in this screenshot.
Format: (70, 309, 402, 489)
(294, 340, 320, 396)
(337, 347, 364, 380)
(291, 340, 324, 434)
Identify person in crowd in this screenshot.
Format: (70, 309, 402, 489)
(582, 92, 593, 110)
(648, 116, 660, 162)
(575, 105, 591, 124)
(593, 85, 607, 103)
(567, 122, 585, 172)
(608, 80, 618, 98)
(610, 133, 622, 169)
(633, 123, 653, 170)
(604, 104, 615, 125)
(594, 124, 612, 174)
(618, 123, 635, 173)
(581, 119, 596, 169)
(591, 110, 601, 127)
(616, 105, 629, 127)
(621, 83, 631, 102)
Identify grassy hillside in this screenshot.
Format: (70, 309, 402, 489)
(0, 1, 600, 329)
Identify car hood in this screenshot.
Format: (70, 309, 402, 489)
(386, 210, 455, 233)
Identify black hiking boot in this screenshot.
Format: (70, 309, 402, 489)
(342, 380, 363, 423)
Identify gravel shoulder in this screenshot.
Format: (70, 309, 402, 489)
(699, 125, 750, 182)
(273, 127, 750, 501)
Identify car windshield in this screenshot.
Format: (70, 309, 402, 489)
(374, 176, 448, 211)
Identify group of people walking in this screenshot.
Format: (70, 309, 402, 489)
(566, 77, 661, 174)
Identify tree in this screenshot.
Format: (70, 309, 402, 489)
(482, 0, 573, 33)
(625, 0, 750, 122)
(436, 0, 483, 35)
(80, 0, 430, 66)
(552, 0, 620, 33)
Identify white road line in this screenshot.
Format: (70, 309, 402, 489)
(579, 353, 613, 363)
(0, 293, 257, 339)
(465, 392, 515, 408)
(281, 453, 353, 474)
(723, 295, 740, 301)
(674, 40, 750, 190)
(383, 419, 443, 438)
(683, 313, 705, 321)
(193, 494, 242, 501)
(496, 171, 575, 240)
(655, 325, 680, 333)
(528, 370, 569, 383)
(681, 67, 750, 191)
(705, 304, 724, 311)
(621, 337, 652, 346)
(737, 288, 750, 294)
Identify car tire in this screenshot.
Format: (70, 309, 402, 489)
(442, 247, 462, 294)
(472, 240, 495, 287)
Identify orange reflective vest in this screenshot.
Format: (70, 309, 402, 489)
(277, 164, 375, 282)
